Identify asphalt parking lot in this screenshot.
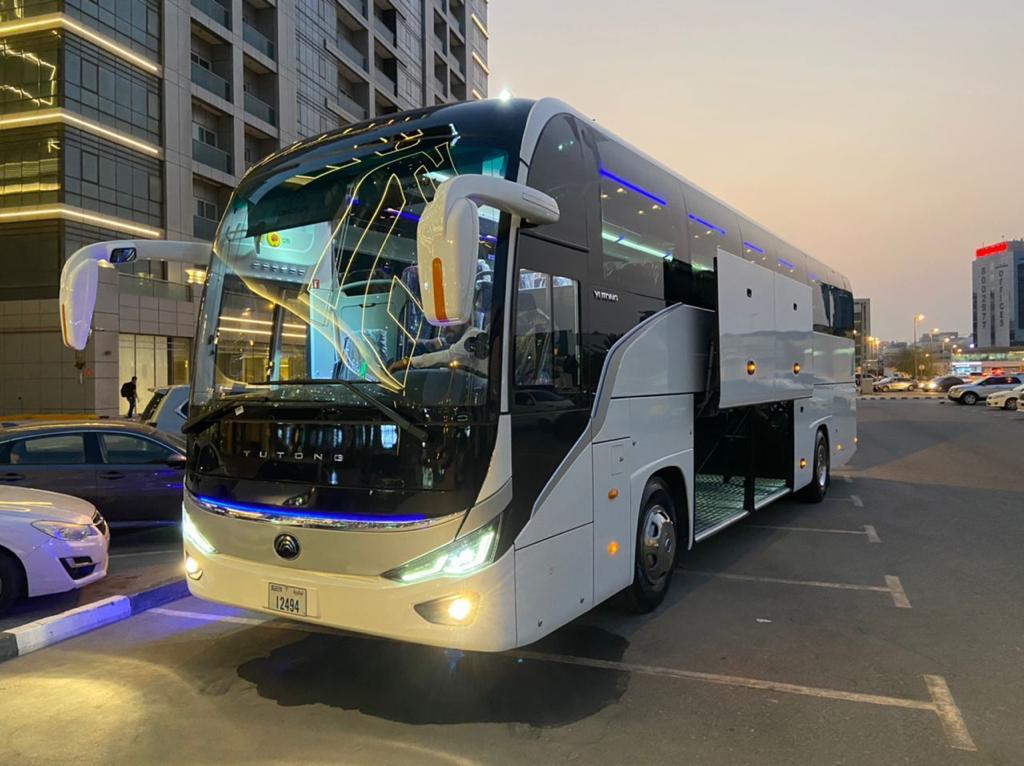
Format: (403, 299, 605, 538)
(1, 399, 1021, 765)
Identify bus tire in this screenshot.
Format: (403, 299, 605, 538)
(0, 550, 25, 615)
(624, 477, 677, 613)
(799, 429, 830, 503)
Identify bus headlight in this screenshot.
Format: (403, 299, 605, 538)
(182, 505, 217, 555)
(383, 518, 499, 584)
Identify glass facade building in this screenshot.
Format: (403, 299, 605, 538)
(0, 0, 489, 415)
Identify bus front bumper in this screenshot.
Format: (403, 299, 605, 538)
(183, 544, 519, 653)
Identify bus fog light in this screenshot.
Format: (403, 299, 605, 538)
(414, 594, 479, 625)
(185, 554, 203, 580)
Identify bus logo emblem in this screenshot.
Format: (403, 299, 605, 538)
(274, 534, 301, 560)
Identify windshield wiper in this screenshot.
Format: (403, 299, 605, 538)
(181, 393, 277, 435)
(237, 379, 429, 443)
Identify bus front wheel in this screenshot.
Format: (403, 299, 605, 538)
(799, 430, 830, 503)
(624, 477, 677, 613)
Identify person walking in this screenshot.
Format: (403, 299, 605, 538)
(120, 376, 138, 418)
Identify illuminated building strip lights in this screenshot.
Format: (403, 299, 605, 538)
(471, 51, 490, 75)
(0, 14, 160, 74)
(0, 204, 162, 238)
(0, 182, 60, 196)
(976, 242, 1008, 258)
(600, 168, 668, 206)
(0, 109, 161, 157)
(470, 13, 490, 39)
(471, 88, 484, 100)
(687, 213, 725, 236)
(743, 241, 765, 254)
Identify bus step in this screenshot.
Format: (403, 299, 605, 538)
(693, 475, 788, 541)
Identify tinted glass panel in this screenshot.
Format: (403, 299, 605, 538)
(101, 433, 175, 464)
(526, 115, 589, 247)
(7, 434, 86, 465)
(514, 269, 580, 392)
(595, 137, 684, 298)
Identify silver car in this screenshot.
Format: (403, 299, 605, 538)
(947, 375, 1024, 405)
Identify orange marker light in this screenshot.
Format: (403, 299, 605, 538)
(799, 458, 807, 469)
(607, 540, 620, 556)
(746, 360, 757, 375)
(793, 362, 801, 375)
(608, 488, 618, 500)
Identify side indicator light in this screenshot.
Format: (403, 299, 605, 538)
(799, 458, 807, 469)
(853, 436, 859, 444)
(607, 540, 620, 556)
(793, 363, 801, 375)
(608, 488, 618, 500)
(746, 360, 757, 375)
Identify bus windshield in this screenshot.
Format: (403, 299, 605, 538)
(191, 124, 511, 420)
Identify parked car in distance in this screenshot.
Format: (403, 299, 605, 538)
(140, 384, 189, 434)
(985, 383, 1024, 411)
(947, 375, 1024, 405)
(0, 421, 186, 526)
(0, 485, 109, 614)
(924, 375, 965, 392)
(876, 377, 919, 392)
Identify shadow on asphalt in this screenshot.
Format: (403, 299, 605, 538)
(236, 624, 629, 726)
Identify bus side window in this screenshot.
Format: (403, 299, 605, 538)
(513, 270, 581, 394)
(526, 115, 590, 248)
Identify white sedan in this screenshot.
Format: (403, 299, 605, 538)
(0, 486, 109, 614)
(985, 383, 1024, 411)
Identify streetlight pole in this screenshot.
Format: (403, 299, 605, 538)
(913, 313, 924, 378)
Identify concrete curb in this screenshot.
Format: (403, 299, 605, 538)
(0, 578, 188, 663)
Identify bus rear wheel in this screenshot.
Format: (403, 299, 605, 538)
(624, 477, 677, 613)
(799, 430, 830, 503)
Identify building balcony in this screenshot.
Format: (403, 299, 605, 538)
(191, 62, 231, 101)
(193, 215, 219, 241)
(192, 0, 230, 28)
(374, 68, 396, 95)
(244, 92, 276, 126)
(342, 0, 367, 18)
(336, 89, 366, 120)
(193, 139, 232, 174)
(374, 16, 397, 47)
(243, 22, 276, 60)
(335, 35, 367, 70)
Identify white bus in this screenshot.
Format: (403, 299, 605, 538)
(60, 98, 856, 652)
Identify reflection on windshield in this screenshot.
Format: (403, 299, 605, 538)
(193, 124, 508, 414)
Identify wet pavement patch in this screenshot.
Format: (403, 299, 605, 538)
(236, 625, 629, 726)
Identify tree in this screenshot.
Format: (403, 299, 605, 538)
(893, 348, 937, 379)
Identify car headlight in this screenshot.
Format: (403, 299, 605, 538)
(383, 517, 500, 583)
(32, 521, 99, 541)
(182, 505, 217, 555)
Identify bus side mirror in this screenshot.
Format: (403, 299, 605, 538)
(416, 175, 559, 327)
(59, 240, 212, 351)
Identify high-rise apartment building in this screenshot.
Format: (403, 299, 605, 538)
(972, 240, 1024, 350)
(0, 0, 489, 416)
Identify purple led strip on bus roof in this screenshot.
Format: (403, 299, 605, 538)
(687, 213, 726, 236)
(599, 168, 668, 206)
(743, 241, 765, 254)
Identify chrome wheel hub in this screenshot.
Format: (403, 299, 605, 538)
(641, 505, 676, 587)
(817, 443, 828, 488)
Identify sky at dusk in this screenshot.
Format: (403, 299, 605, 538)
(488, 0, 1024, 341)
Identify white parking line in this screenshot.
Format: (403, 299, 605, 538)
(745, 524, 881, 543)
(684, 570, 911, 608)
(147, 606, 973, 751)
(851, 494, 864, 507)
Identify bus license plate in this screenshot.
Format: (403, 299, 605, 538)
(268, 583, 307, 616)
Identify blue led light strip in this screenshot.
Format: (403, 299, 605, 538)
(599, 168, 668, 206)
(688, 213, 726, 236)
(743, 241, 765, 255)
(777, 257, 796, 271)
(196, 495, 427, 525)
